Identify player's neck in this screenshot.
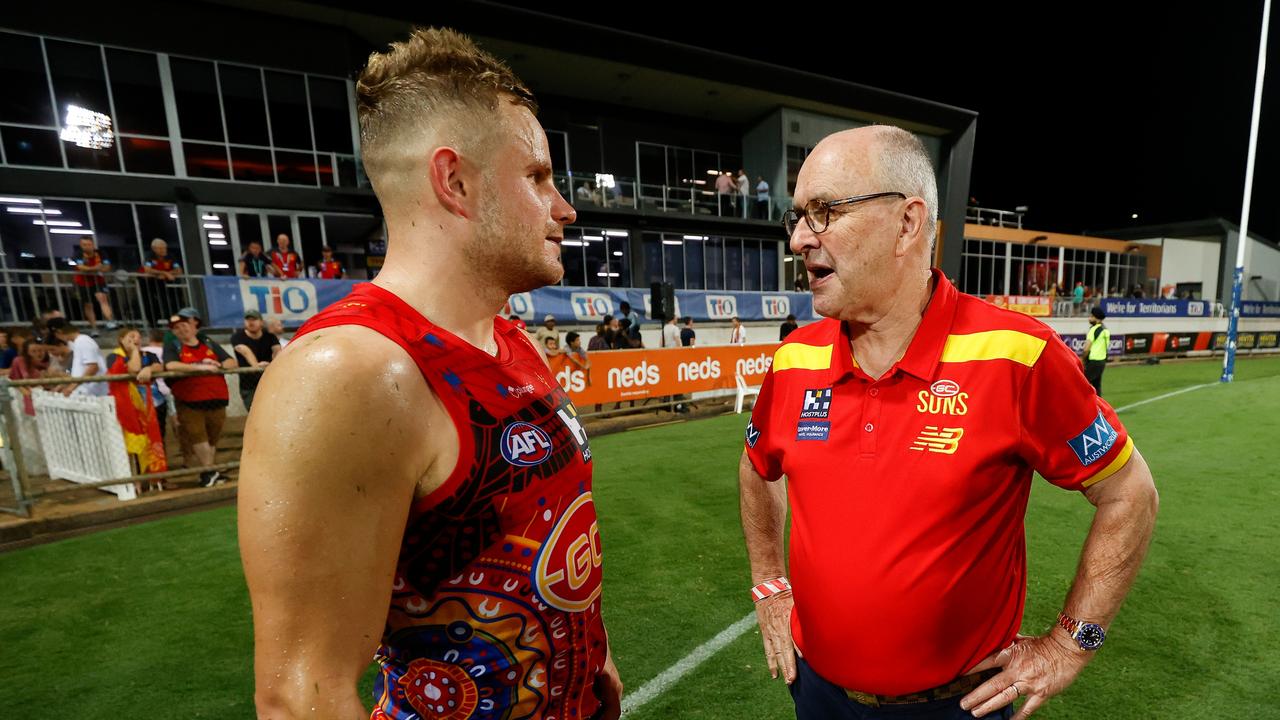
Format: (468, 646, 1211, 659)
(372, 249, 504, 356)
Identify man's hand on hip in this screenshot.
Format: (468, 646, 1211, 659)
(960, 632, 1092, 719)
(754, 590, 799, 684)
(591, 647, 623, 720)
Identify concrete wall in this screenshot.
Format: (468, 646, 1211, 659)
(1158, 238, 1221, 299)
(742, 109, 786, 218)
(1244, 237, 1280, 301)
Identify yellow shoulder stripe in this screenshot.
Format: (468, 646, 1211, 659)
(773, 343, 833, 372)
(1081, 436, 1135, 488)
(939, 330, 1047, 367)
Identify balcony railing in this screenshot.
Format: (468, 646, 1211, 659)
(555, 174, 779, 222)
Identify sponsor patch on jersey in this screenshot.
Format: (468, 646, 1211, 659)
(745, 420, 761, 448)
(800, 388, 833, 419)
(500, 421, 554, 467)
(796, 420, 830, 441)
(1067, 411, 1118, 466)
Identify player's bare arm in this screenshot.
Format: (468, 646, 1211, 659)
(964, 449, 1158, 719)
(239, 325, 456, 719)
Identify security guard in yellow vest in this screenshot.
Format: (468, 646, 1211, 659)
(1082, 306, 1109, 395)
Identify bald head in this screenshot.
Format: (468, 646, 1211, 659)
(807, 126, 938, 245)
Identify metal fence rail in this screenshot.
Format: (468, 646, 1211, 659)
(0, 268, 205, 330)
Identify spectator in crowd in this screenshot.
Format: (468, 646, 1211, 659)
(681, 316, 696, 347)
(755, 176, 771, 219)
(272, 234, 303, 279)
(240, 240, 279, 279)
(231, 309, 281, 412)
(313, 245, 346, 279)
(507, 314, 527, 331)
(533, 314, 559, 348)
(737, 169, 750, 217)
(0, 329, 16, 374)
(163, 307, 236, 487)
(266, 318, 289, 349)
(619, 301, 642, 343)
(1072, 281, 1085, 307)
(1082, 306, 1110, 396)
(107, 326, 168, 481)
(542, 335, 563, 357)
(48, 317, 106, 397)
(716, 170, 736, 216)
(661, 314, 681, 348)
(564, 331, 591, 384)
(779, 314, 799, 341)
(5, 339, 52, 475)
(588, 322, 609, 351)
(141, 238, 183, 324)
(729, 316, 747, 345)
(43, 336, 71, 375)
(72, 237, 117, 333)
(794, 274, 808, 292)
(1048, 282, 1059, 302)
(1130, 284, 1145, 299)
(142, 328, 174, 447)
(575, 181, 597, 205)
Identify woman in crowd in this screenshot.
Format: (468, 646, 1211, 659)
(0, 329, 17, 375)
(5, 340, 53, 475)
(106, 327, 168, 487)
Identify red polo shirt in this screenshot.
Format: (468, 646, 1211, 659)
(744, 270, 1133, 696)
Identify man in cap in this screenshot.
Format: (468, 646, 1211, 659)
(1081, 306, 1110, 396)
(163, 307, 236, 487)
(230, 309, 281, 412)
(533, 313, 560, 348)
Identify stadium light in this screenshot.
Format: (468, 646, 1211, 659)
(582, 235, 603, 241)
(0, 197, 41, 204)
(208, 233, 226, 239)
(561, 240, 586, 247)
(603, 230, 628, 237)
(210, 240, 228, 246)
(50, 228, 92, 235)
(7, 207, 61, 215)
(212, 263, 230, 269)
(33, 220, 82, 226)
(60, 105, 114, 150)
(613, 251, 624, 257)
(203, 223, 222, 229)
(662, 240, 683, 246)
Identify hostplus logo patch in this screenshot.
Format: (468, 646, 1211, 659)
(800, 388, 832, 419)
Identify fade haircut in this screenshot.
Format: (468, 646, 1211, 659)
(871, 126, 938, 245)
(356, 27, 537, 208)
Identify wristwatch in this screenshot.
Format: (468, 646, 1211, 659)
(1057, 611, 1106, 651)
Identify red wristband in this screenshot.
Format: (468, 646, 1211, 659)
(750, 577, 791, 602)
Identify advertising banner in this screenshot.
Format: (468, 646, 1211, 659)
(1099, 298, 1213, 317)
(986, 295, 1051, 316)
(547, 344, 778, 406)
(1058, 334, 1126, 357)
(1241, 301, 1280, 317)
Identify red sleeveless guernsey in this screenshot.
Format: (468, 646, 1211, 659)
(293, 283, 606, 720)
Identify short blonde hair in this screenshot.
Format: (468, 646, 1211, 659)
(356, 27, 536, 203)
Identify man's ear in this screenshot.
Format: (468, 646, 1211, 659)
(428, 147, 472, 220)
(894, 198, 929, 257)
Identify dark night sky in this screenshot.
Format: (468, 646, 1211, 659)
(497, 1, 1278, 241)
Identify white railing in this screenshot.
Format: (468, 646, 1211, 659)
(30, 389, 135, 500)
(966, 207, 1024, 228)
(555, 174, 778, 221)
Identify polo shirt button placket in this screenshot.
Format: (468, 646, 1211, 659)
(861, 383, 881, 456)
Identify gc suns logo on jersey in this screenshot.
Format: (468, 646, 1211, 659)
(500, 421, 553, 467)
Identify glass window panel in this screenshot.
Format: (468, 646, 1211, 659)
(183, 142, 229, 179)
(762, 241, 779, 291)
(266, 71, 312, 150)
(297, 215, 323, 269)
(120, 136, 174, 175)
(336, 155, 358, 188)
(606, 236, 629, 288)
(206, 211, 235, 275)
(89, 202, 140, 271)
(1, 126, 62, 168)
(64, 136, 121, 172)
(234, 212, 264, 259)
(684, 239, 705, 289)
(546, 131, 568, 175)
(266, 215, 293, 258)
(321, 213, 381, 280)
(705, 237, 724, 290)
(317, 153, 336, 187)
(274, 150, 317, 186)
(38, 199, 92, 266)
(105, 48, 167, 136)
(637, 143, 664, 189)
(219, 64, 269, 146)
(0, 199, 55, 271)
(643, 234, 663, 286)
(663, 238, 685, 289)
(744, 240, 762, 291)
(170, 58, 224, 142)
(230, 146, 274, 182)
(45, 40, 112, 127)
(724, 239, 743, 291)
(307, 76, 353, 154)
(0, 32, 55, 126)
(561, 231, 586, 287)
(135, 204, 183, 267)
(585, 234, 609, 288)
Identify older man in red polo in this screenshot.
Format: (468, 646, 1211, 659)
(739, 126, 1158, 720)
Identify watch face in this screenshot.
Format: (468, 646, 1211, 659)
(1077, 623, 1106, 650)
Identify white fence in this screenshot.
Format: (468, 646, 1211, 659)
(30, 389, 136, 500)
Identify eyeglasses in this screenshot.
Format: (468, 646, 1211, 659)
(782, 192, 907, 236)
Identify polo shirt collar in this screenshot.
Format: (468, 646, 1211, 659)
(826, 268, 959, 385)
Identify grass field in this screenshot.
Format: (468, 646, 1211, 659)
(2, 357, 1279, 718)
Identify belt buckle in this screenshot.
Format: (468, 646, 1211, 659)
(845, 689, 880, 707)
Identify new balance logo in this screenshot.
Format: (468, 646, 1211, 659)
(910, 426, 965, 454)
(801, 388, 833, 419)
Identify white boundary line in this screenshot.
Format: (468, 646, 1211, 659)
(620, 613, 758, 714)
(620, 380, 1222, 716)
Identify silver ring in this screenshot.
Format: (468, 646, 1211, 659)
(1009, 684, 1020, 697)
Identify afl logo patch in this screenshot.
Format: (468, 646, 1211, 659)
(500, 422, 553, 467)
(930, 379, 960, 397)
(534, 493, 603, 612)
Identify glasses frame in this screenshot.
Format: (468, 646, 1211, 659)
(782, 191, 907, 235)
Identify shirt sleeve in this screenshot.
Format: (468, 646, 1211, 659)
(1018, 334, 1134, 491)
(209, 340, 233, 362)
(744, 367, 784, 481)
(162, 342, 180, 365)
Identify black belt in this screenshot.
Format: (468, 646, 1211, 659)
(844, 668, 999, 707)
